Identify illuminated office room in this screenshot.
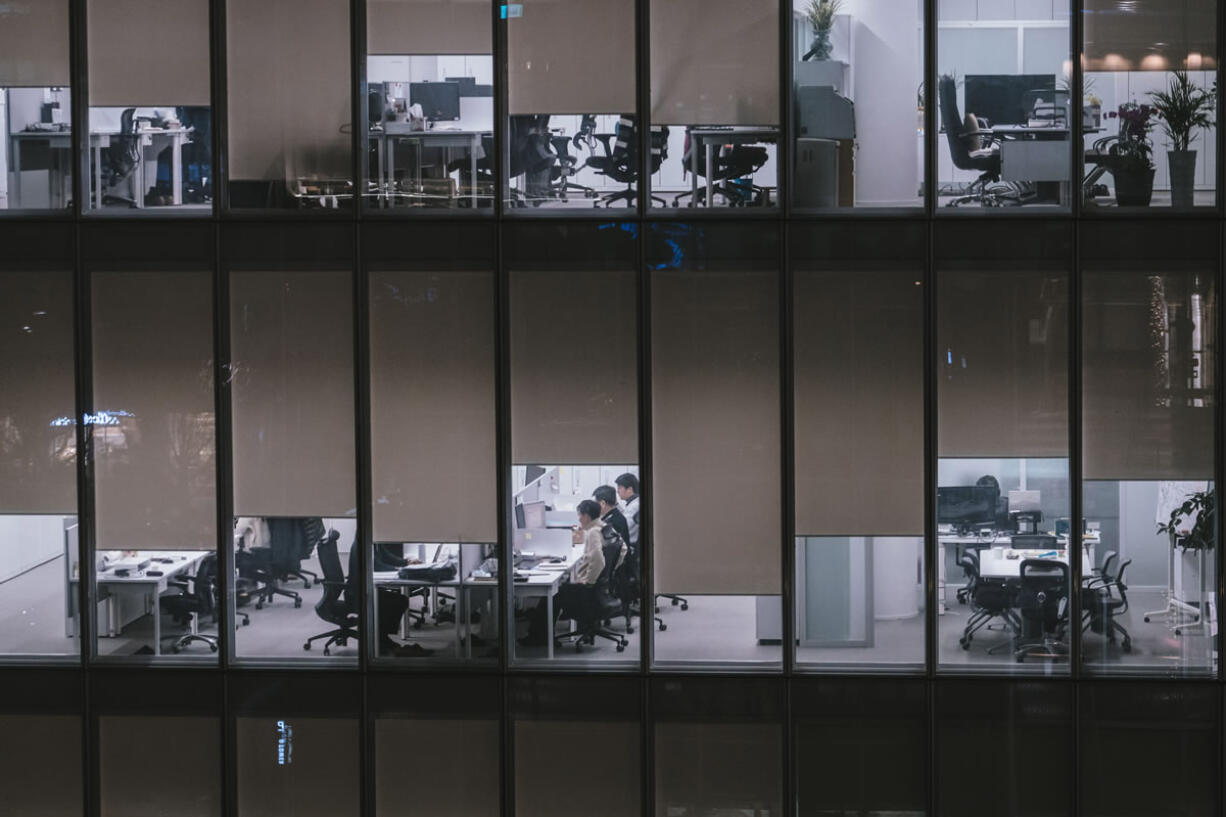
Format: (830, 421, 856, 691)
(936, 0, 1074, 208)
(365, 0, 494, 209)
(791, 0, 924, 210)
(1082, 0, 1218, 209)
(0, 0, 72, 211)
(85, 0, 211, 212)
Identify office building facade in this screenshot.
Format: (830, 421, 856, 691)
(1, 0, 1224, 815)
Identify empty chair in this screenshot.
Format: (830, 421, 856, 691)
(959, 555, 1019, 653)
(1082, 558, 1133, 654)
(159, 553, 222, 654)
(586, 115, 669, 207)
(938, 75, 1031, 207)
(1014, 559, 1069, 663)
(303, 530, 359, 656)
(101, 108, 142, 207)
(674, 129, 770, 207)
(245, 518, 303, 609)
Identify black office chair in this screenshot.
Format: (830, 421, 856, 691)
(673, 129, 770, 207)
(956, 548, 978, 605)
(548, 116, 597, 202)
(959, 555, 1019, 653)
(100, 107, 142, 207)
(1091, 549, 1119, 583)
(1011, 534, 1059, 550)
(1082, 557, 1132, 654)
(1014, 559, 1069, 663)
(303, 530, 359, 656)
(937, 75, 1032, 208)
(247, 517, 303, 609)
(585, 115, 669, 207)
(556, 541, 629, 653)
(159, 553, 221, 654)
(294, 517, 325, 588)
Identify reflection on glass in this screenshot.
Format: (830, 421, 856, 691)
(99, 715, 221, 817)
(936, 0, 1072, 209)
(1083, 0, 1218, 209)
(791, 0, 923, 209)
(0, 714, 83, 816)
(236, 716, 359, 817)
(511, 464, 639, 667)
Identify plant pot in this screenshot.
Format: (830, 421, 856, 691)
(1168, 150, 1197, 208)
(1112, 166, 1155, 207)
(1083, 103, 1101, 130)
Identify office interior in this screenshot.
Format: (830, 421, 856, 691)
(86, 105, 211, 211)
(1, 86, 73, 211)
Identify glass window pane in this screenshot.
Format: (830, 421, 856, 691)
(0, 0, 73, 211)
(1083, 0, 1218, 210)
(0, 713, 82, 816)
(226, 0, 352, 210)
(1081, 225, 1216, 676)
(366, 0, 493, 210)
(791, 1, 923, 210)
(236, 716, 359, 816)
(91, 269, 217, 660)
(649, 0, 780, 210)
(795, 678, 925, 817)
(505, 0, 635, 209)
(649, 224, 781, 669)
(936, 223, 1072, 674)
(936, 1, 1073, 210)
(0, 266, 77, 657)
(935, 681, 1073, 817)
(229, 268, 357, 663)
(86, 0, 212, 213)
(99, 715, 221, 817)
(792, 225, 925, 671)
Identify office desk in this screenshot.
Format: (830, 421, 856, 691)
(370, 127, 486, 207)
(688, 127, 779, 207)
(977, 547, 1094, 580)
(70, 550, 209, 655)
(9, 128, 192, 209)
(939, 533, 1100, 613)
(516, 546, 582, 659)
(373, 571, 488, 659)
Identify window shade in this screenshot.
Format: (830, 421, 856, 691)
(376, 720, 499, 817)
(1083, 271, 1215, 480)
(655, 722, 782, 815)
(227, 0, 351, 182)
(650, 0, 779, 125)
(0, 0, 70, 87)
(88, 0, 210, 106)
(230, 270, 355, 518)
(515, 721, 640, 817)
(91, 271, 216, 550)
(938, 269, 1069, 458)
(651, 269, 780, 596)
(507, 0, 635, 115)
(510, 268, 637, 465)
(370, 270, 496, 543)
(366, 0, 491, 55)
(0, 271, 76, 514)
(794, 269, 923, 536)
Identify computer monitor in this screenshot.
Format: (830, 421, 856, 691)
(522, 500, 547, 529)
(1008, 489, 1041, 513)
(964, 74, 1056, 126)
(409, 81, 461, 122)
(446, 76, 476, 92)
(936, 486, 999, 532)
(514, 502, 526, 530)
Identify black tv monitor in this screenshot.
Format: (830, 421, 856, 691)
(937, 485, 999, 531)
(514, 502, 526, 530)
(410, 81, 461, 121)
(964, 74, 1056, 126)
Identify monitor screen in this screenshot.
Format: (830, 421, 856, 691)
(964, 74, 1056, 126)
(514, 502, 526, 530)
(409, 81, 461, 121)
(522, 500, 547, 529)
(937, 485, 999, 529)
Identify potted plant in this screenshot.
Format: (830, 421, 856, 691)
(1148, 70, 1215, 208)
(1157, 489, 1216, 552)
(801, 0, 843, 62)
(1108, 102, 1157, 207)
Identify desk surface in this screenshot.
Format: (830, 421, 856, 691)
(978, 547, 1093, 579)
(91, 550, 205, 584)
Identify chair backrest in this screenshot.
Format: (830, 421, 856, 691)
(1012, 534, 1058, 550)
(195, 553, 218, 616)
(1098, 550, 1119, 581)
(107, 108, 141, 179)
(938, 75, 975, 168)
(267, 517, 305, 570)
(1112, 558, 1132, 603)
(302, 517, 326, 558)
(1019, 558, 1068, 592)
(314, 530, 350, 620)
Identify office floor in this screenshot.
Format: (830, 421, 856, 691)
(938, 190, 1217, 209)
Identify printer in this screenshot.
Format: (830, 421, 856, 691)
(794, 85, 856, 208)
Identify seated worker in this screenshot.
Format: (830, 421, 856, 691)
(519, 499, 607, 648)
(614, 473, 640, 549)
(594, 485, 630, 549)
(367, 544, 432, 657)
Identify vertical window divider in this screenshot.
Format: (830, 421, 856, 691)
(1069, 219, 1085, 817)
(635, 0, 649, 220)
(1071, 0, 1083, 219)
(922, 0, 936, 217)
(776, 0, 789, 216)
(493, 0, 508, 218)
(70, 0, 87, 217)
(351, 0, 366, 219)
(500, 674, 513, 817)
(922, 216, 938, 817)
(351, 234, 371, 817)
(779, 221, 795, 817)
(636, 222, 657, 815)
(212, 0, 230, 214)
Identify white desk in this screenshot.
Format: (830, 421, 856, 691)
(370, 127, 487, 207)
(687, 127, 779, 207)
(977, 546, 1093, 580)
(939, 533, 1100, 613)
(373, 571, 483, 659)
(514, 547, 582, 659)
(8, 130, 72, 209)
(70, 550, 209, 655)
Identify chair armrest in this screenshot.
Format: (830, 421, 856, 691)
(592, 134, 617, 156)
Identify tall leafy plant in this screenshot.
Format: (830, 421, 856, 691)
(1157, 489, 1216, 551)
(1149, 70, 1215, 152)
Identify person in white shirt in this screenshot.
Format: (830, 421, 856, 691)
(616, 472, 640, 549)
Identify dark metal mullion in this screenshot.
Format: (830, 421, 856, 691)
(352, 0, 367, 219)
(779, 224, 795, 817)
(923, 224, 939, 817)
(493, 0, 508, 217)
(352, 243, 372, 817)
(213, 0, 230, 214)
(637, 224, 656, 814)
(1070, 0, 1083, 218)
(1215, 219, 1225, 817)
(776, 0, 789, 215)
(70, 0, 88, 216)
(923, 0, 937, 217)
(495, 227, 513, 817)
(1069, 219, 1084, 817)
(635, 0, 649, 218)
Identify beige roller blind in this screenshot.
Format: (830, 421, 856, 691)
(88, 0, 210, 106)
(230, 270, 355, 518)
(0, 0, 70, 87)
(794, 269, 923, 536)
(508, 0, 635, 115)
(510, 268, 637, 465)
(937, 269, 1069, 458)
(0, 271, 76, 514)
(655, 722, 782, 814)
(227, 0, 351, 182)
(367, 0, 491, 55)
(376, 720, 498, 817)
(100, 717, 220, 817)
(650, 0, 778, 125)
(236, 718, 358, 817)
(370, 270, 496, 543)
(1083, 271, 1214, 480)
(516, 721, 640, 817)
(651, 269, 780, 596)
(92, 271, 216, 551)
(0, 715, 82, 817)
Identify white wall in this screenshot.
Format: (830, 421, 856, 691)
(0, 515, 71, 583)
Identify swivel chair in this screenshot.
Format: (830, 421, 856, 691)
(586, 115, 669, 207)
(556, 540, 629, 653)
(958, 554, 1019, 653)
(937, 75, 1032, 207)
(247, 517, 304, 609)
(159, 553, 222, 654)
(1082, 558, 1132, 654)
(673, 129, 770, 207)
(1014, 559, 1069, 663)
(303, 530, 360, 655)
(100, 107, 142, 207)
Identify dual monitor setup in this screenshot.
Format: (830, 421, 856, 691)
(937, 484, 1044, 536)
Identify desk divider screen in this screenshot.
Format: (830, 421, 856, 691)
(0, 0, 70, 87)
(87, 0, 211, 107)
(366, 0, 492, 55)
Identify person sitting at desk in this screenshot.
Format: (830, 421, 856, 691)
(519, 499, 608, 648)
(594, 485, 631, 549)
(615, 473, 640, 549)
(373, 542, 432, 658)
